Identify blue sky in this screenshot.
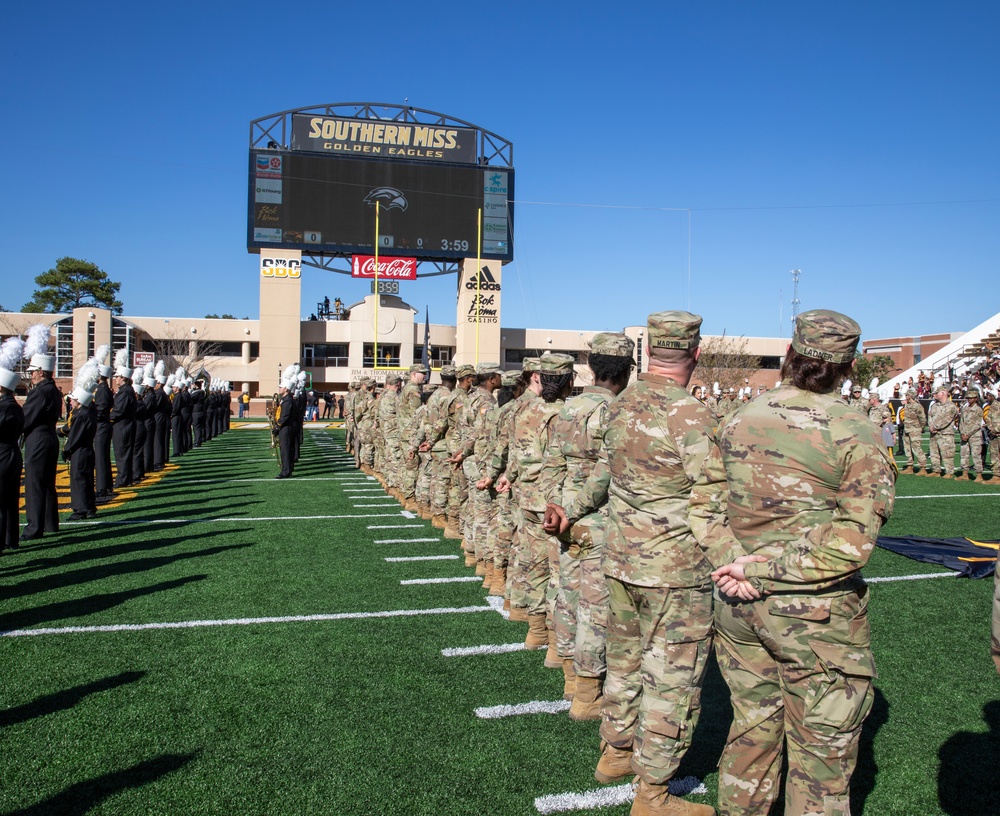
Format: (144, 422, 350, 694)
(3, 1, 997, 341)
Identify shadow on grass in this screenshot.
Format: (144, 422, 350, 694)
(0, 574, 207, 632)
(937, 700, 1000, 816)
(2, 535, 254, 602)
(851, 687, 889, 814)
(676, 651, 732, 782)
(4, 752, 199, 816)
(0, 526, 255, 579)
(0, 671, 146, 728)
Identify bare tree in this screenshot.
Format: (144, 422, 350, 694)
(695, 334, 762, 395)
(149, 326, 222, 374)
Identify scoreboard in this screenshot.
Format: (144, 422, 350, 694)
(248, 150, 514, 263)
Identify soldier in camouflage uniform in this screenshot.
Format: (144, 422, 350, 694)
(984, 391, 1000, 478)
(542, 332, 635, 719)
(419, 365, 456, 528)
(412, 384, 438, 515)
(900, 389, 927, 473)
(378, 375, 402, 493)
(569, 312, 716, 816)
(354, 379, 376, 471)
(927, 386, 959, 478)
(453, 363, 501, 578)
(497, 354, 575, 659)
(958, 389, 985, 481)
(690, 309, 896, 816)
(993, 552, 1000, 674)
(344, 382, 357, 453)
(442, 365, 475, 544)
(477, 370, 525, 600)
(866, 391, 891, 427)
(481, 363, 538, 616)
(398, 364, 428, 510)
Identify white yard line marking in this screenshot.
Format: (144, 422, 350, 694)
(442, 643, 526, 657)
(867, 572, 958, 583)
(169, 477, 342, 484)
(368, 524, 424, 530)
(1, 605, 494, 638)
(401, 576, 484, 585)
(475, 700, 570, 719)
(485, 595, 511, 619)
(401, 510, 417, 519)
(534, 778, 707, 815)
(375, 538, 440, 544)
(897, 493, 999, 499)
(353, 504, 400, 509)
(386, 555, 460, 563)
(61, 512, 407, 527)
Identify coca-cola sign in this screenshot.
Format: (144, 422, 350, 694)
(351, 255, 417, 280)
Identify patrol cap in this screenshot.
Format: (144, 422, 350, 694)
(646, 311, 702, 352)
(409, 363, 430, 374)
(790, 309, 861, 364)
(455, 364, 476, 379)
(539, 353, 575, 375)
(907, 388, 919, 397)
(522, 357, 542, 373)
(590, 332, 635, 357)
(967, 389, 981, 401)
(501, 370, 521, 387)
(385, 373, 401, 384)
(439, 364, 457, 378)
(476, 362, 502, 376)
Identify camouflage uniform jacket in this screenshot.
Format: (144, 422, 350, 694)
(355, 391, 375, 432)
(505, 396, 563, 513)
(488, 390, 538, 481)
(927, 400, 959, 435)
(378, 388, 400, 439)
(397, 382, 422, 451)
(541, 386, 614, 518)
(588, 372, 717, 589)
(902, 398, 927, 431)
(985, 402, 1000, 436)
(867, 403, 891, 426)
(689, 383, 896, 595)
(479, 400, 507, 474)
(958, 403, 983, 440)
(445, 386, 472, 456)
(458, 386, 496, 460)
(344, 390, 356, 429)
(408, 403, 428, 450)
(423, 385, 454, 453)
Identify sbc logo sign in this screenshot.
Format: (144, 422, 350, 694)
(261, 258, 301, 279)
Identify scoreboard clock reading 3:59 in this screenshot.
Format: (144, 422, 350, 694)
(248, 150, 514, 263)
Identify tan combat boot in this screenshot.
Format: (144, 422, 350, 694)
(569, 675, 603, 721)
(489, 566, 507, 598)
(942, 472, 954, 479)
(431, 514, 447, 529)
(475, 560, 488, 577)
(971, 473, 981, 482)
(594, 741, 634, 784)
(464, 552, 477, 567)
(508, 605, 527, 622)
(444, 522, 463, 540)
(630, 778, 715, 816)
(544, 627, 561, 669)
(562, 658, 576, 701)
(481, 562, 494, 588)
(525, 613, 548, 650)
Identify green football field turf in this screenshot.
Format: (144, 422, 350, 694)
(1, 429, 998, 815)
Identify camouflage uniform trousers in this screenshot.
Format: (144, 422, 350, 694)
(928, 431, 956, 474)
(448, 463, 469, 531)
(487, 491, 514, 572)
(713, 587, 874, 816)
(513, 508, 555, 617)
(383, 434, 402, 488)
(989, 434, 999, 475)
(568, 514, 609, 678)
(400, 448, 419, 499)
(959, 433, 984, 475)
(415, 451, 433, 507)
(429, 450, 453, 516)
(601, 578, 713, 786)
(901, 426, 926, 468)
(462, 458, 487, 557)
(358, 428, 375, 467)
